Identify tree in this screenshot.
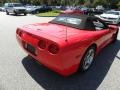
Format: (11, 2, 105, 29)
(92, 0, 119, 8)
(92, 0, 107, 7)
(117, 1, 120, 7)
(0, 0, 119, 8)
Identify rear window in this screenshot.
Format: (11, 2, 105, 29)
(53, 16, 82, 25)
(50, 14, 97, 30)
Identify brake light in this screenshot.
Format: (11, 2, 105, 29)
(16, 29, 19, 34)
(38, 40, 46, 49)
(48, 44, 59, 54)
(19, 31, 23, 37)
(16, 29, 23, 37)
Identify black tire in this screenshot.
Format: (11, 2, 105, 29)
(24, 13, 27, 16)
(6, 10, 9, 15)
(14, 12, 17, 16)
(112, 31, 118, 43)
(79, 46, 96, 72)
(13, 10, 18, 16)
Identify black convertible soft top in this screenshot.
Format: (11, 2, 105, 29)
(50, 14, 107, 31)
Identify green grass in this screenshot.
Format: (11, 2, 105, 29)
(36, 10, 61, 17)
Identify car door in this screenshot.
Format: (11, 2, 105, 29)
(93, 18, 113, 49)
(7, 4, 13, 13)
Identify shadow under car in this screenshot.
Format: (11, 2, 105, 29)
(22, 40, 120, 90)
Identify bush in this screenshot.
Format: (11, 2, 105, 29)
(52, 10, 61, 13)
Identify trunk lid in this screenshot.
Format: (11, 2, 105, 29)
(22, 23, 90, 39)
(19, 23, 92, 44)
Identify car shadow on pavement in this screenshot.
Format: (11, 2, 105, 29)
(22, 40, 120, 90)
(8, 14, 26, 16)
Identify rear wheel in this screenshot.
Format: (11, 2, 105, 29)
(14, 12, 17, 16)
(79, 46, 96, 72)
(112, 31, 118, 43)
(6, 10, 9, 15)
(24, 13, 27, 16)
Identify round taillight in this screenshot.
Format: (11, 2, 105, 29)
(38, 40, 46, 49)
(48, 44, 59, 54)
(16, 29, 23, 37)
(19, 31, 23, 37)
(16, 29, 19, 34)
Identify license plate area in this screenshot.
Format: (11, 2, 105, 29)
(24, 42, 36, 56)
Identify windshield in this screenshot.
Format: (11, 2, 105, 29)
(105, 11, 119, 15)
(52, 16, 82, 25)
(13, 3, 23, 7)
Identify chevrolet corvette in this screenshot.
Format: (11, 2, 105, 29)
(16, 14, 119, 76)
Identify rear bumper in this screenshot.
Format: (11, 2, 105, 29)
(16, 33, 80, 76)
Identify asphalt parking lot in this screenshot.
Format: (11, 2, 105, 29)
(0, 12, 120, 90)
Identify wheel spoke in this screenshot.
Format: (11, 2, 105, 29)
(83, 48, 95, 70)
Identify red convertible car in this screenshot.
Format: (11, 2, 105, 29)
(16, 14, 119, 76)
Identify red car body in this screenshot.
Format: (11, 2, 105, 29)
(16, 14, 119, 76)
